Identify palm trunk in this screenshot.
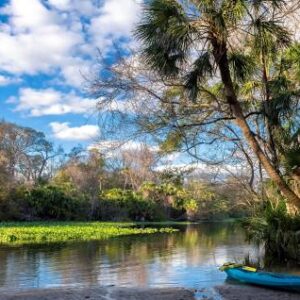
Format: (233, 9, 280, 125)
(261, 53, 279, 168)
(211, 39, 300, 208)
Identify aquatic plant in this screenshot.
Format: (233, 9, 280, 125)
(0, 222, 177, 245)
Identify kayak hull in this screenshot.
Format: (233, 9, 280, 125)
(225, 268, 300, 291)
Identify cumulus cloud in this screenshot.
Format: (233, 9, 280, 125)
(50, 122, 100, 141)
(89, 0, 141, 49)
(0, 0, 83, 77)
(1, 0, 57, 31)
(0, 0, 142, 88)
(12, 88, 97, 116)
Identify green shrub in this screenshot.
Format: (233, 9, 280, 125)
(242, 200, 300, 264)
(26, 185, 88, 220)
(98, 188, 157, 221)
(0, 185, 30, 221)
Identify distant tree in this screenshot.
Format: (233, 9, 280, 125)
(120, 145, 157, 190)
(53, 149, 105, 217)
(0, 121, 60, 183)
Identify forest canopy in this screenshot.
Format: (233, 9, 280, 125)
(0, 120, 253, 221)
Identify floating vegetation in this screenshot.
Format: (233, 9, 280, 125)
(0, 222, 178, 245)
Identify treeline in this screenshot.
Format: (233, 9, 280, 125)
(0, 121, 249, 221)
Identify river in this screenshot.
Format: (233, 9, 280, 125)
(0, 223, 262, 292)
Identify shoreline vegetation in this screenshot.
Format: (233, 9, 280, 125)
(0, 220, 238, 246)
(0, 222, 178, 245)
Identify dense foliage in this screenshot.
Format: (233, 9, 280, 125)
(0, 180, 245, 222)
(97, 188, 158, 221)
(242, 200, 300, 264)
(0, 121, 250, 222)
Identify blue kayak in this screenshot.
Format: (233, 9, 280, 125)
(220, 263, 300, 290)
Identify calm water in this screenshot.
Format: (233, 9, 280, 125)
(0, 223, 262, 292)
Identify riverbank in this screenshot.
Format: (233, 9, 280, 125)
(0, 287, 195, 300)
(1, 285, 300, 300)
(0, 222, 177, 245)
(215, 285, 300, 299)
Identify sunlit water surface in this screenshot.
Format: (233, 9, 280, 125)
(0, 223, 263, 292)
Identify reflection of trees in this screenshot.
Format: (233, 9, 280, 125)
(0, 224, 256, 289)
(0, 245, 45, 289)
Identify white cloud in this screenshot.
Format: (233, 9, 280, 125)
(1, 0, 58, 31)
(50, 122, 100, 141)
(12, 88, 97, 116)
(47, 0, 97, 16)
(97, 99, 137, 114)
(89, 140, 159, 158)
(60, 57, 93, 88)
(0, 74, 21, 86)
(89, 0, 141, 49)
(47, 0, 72, 11)
(0, 0, 83, 76)
(0, 0, 142, 88)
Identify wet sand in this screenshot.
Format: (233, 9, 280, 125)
(2, 285, 300, 300)
(215, 285, 300, 300)
(0, 287, 196, 300)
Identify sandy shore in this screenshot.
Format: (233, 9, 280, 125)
(2, 285, 300, 300)
(0, 287, 196, 300)
(215, 285, 300, 300)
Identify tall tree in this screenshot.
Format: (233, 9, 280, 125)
(132, 0, 300, 207)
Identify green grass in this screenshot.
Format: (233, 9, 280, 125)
(0, 222, 178, 245)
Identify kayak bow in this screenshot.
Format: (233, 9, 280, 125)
(220, 262, 300, 290)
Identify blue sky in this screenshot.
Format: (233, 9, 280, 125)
(0, 0, 142, 151)
(0, 0, 249, 175)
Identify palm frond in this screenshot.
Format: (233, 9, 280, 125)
(264, 76, 293, 124)
(285, 43, 300, 79)
(184, 52, 214, 101)
(252, 18, 291, 52)
(135, 0, 196, 77)
(250, 0, 287, 10)
(285, 148, 300, 171)
(222, 0, 247, 24)
(228, 52, 255, 82)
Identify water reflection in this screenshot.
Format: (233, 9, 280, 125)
(0, 223, 262, 291)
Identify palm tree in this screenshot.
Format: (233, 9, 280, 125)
(135, 0, 300, 207)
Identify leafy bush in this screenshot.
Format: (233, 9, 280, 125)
(0, 185, 32, 221)
(97, 188, 157, 221)
(242, 200, 300, 263)
(26, 185, 88, 220)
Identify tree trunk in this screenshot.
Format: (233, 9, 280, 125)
(211, 39, 300, 208)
